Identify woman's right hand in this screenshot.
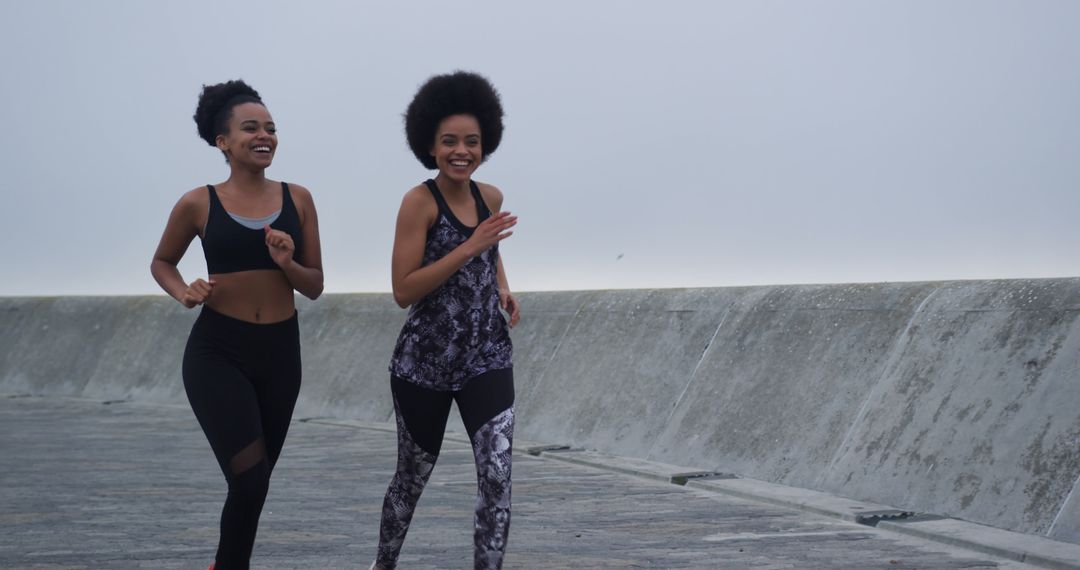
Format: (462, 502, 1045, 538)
(180, 278, 215, 308)
(465, 211, 517, 256)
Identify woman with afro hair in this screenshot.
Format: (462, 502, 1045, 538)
(151, 79, 323, 569)
(374, 71, 520, 569)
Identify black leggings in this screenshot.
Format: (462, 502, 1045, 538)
(182, 307, 301, 570)
(377, 369, 515, 570)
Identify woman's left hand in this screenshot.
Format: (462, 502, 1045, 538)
(264, 225, 295, 267)
(500, 291, 520, 328)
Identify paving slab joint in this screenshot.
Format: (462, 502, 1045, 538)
(854, 509, 919, 527)
(886, 513, 949, 524)
(535, 446, 585, 455)
(671, 471, 739, 486)
(525, 444, 573, 456)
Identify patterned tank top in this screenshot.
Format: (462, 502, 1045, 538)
(389, 179, 513, 391)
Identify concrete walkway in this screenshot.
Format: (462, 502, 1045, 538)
(0, 396, 1057, 569)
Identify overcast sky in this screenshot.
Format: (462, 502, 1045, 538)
(2, 0, 1077, 296)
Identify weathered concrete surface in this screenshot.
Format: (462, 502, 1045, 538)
(515, 288, 740, 458)
(2, 278, 1079, 547)
(819, 280, 1080, 542)
(646, 282, 938, 484)
(1, 397, 1048, 569)
(0, 296, 191, 403)
(290, 295, 402, 422)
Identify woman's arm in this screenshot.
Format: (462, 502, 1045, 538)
(150, 189, 214, 308)
(265, 183, 324, 299)
(496, 252, 520, 328)
(390, 185, 517, 308)
(482, 183, 520, 327)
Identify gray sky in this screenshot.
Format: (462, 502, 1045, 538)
(2, 0, 1077, 296)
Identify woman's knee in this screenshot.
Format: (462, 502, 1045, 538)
(228, 457, 271, 505)
(225, 436, 270, 503)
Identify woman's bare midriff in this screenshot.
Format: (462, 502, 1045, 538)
(205, 270, 296, 323)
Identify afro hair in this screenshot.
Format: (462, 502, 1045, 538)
(193, 79, 263, 148)
(404, 71, 504, 170)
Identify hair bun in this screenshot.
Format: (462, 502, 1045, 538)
(193, 79, 262, 147)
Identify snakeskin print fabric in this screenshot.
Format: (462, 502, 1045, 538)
(471, 407, 514, 569)
(376, 396, 437, 569)
(376, 403, 515, 570)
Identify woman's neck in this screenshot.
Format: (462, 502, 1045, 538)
(434, 173, 470, 196)
(224, 167, 269, 195)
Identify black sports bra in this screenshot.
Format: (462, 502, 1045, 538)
(200, 182, 303, 274)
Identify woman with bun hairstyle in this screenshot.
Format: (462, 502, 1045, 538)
(151, 79, 323, 569)
(372, 71, 519, 570)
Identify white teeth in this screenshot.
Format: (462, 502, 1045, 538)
(450, 160, 468, 166)
(254, 146, 271, 152)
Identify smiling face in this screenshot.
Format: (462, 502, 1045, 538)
(430, 114, 482, 184)
(216, 102, 277, 168)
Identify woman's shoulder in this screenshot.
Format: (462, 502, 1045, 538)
(176, 185, 211, 210)
(281, 181, 313, 202)
(277, 182, 318, 226)
(474, 181, 504, 211)
(402, 182, 436, 205)
(399, 183, 439, 221)
(164, 186, 210, 228)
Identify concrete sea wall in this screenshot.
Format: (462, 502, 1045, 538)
(3, 278, 1079, 544)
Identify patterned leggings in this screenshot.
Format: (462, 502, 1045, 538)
(377, 369, 514, 570)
